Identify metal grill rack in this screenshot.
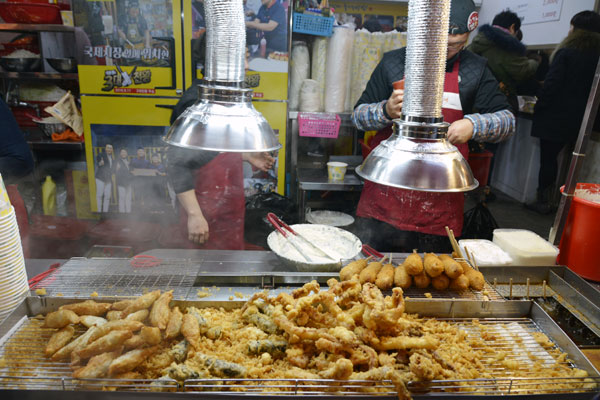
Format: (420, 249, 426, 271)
(33, 258, 199, 300)
(0, 314, 597, 396)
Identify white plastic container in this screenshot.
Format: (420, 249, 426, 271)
(458, 239, 513, 266)
(492, 229, 559, 266)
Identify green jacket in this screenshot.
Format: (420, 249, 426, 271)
(467, 24, 539, 97)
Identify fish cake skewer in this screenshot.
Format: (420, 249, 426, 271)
(359, 259, 384, 284)
(438, 254, 463, 279)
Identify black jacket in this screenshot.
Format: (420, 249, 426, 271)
(95, 152, 114, 182)
(356, 48, 511, 116)
(0, 98, 34, 179)
(532, 29, 600, 142)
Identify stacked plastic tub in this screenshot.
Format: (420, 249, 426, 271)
(0, 176, 28, 323)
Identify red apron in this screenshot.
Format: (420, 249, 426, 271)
(179, 153, 245, 249)
(356, 58, 468, 236)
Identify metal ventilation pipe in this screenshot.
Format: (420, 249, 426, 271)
(356, 0, 477, 192)
(403, 0, 450, 119)
(204, 0, 245, 83)
(163, 0, 281, 152)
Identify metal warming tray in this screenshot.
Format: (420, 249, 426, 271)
(0, 296, 599, 399)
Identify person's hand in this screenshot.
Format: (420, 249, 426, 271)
(447, 118, 474, 144)
(243, 152, 275, 172)
(385, 88, 404, 119)
(187, 213, 209, 244)
(99, 159, 104, 166)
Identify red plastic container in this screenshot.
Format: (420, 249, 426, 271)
(0, 3, 62, 24)
(558, 183, 600, 281)
(467, 150, 493, 187)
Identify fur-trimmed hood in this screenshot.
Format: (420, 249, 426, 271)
(551, 29, 600, 61)
(470, 24, 527, 56)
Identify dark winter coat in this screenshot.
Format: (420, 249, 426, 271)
(467, 24, 539, 97)
(532, 29, 600, 142)
(355, 47, 511, 116)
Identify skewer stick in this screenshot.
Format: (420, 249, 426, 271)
(526, 278, 530, 299)
(389, 253, 393, 265)
(445, 226, 463, 258)
(543, 280, 547, 298)
(509, 278, 513, 299)
(467, 249, 480, 272)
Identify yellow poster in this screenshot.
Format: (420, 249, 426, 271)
(78, 65, 181, 97)
(72, 170, 100, 220)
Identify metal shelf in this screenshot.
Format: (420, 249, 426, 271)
(0, 71, 78, 80)
(0, 23, 75, 32)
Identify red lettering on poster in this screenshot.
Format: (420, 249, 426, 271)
(253, 92, 264, 98)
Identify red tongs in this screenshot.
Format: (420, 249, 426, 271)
(267, 213, 338, 262)
(361, 244, 384, 259)
(29, 262, 61, 289)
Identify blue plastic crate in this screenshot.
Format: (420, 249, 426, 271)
(293, 12, 334, 37)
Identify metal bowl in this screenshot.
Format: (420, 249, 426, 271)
(46, 58, 78, 73)
(267, 224, 362, 272)
(0, 57, 41, 72)
(34, 120, 66, 137)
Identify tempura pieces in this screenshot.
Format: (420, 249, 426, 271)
(44, 309, 79, 328)
(459, 260, 485, 291)
(359, 260, 383, 284)
(77, 330, 133, 359)
(375, 263, 395, 290)
(140, 326, 162, 345)
(89, 320, 144, 342)
(438, 254, 463, 279)
(165, 306, 183, 340)
(181, 313, 200, 345)
(45, 325, 75, 357)
(120, 290, 161, 318)
(60, 300, 112, 316)
(80, 316, 107, 328)
(423, 253, 444, 278)
(150, 290, 173, 330)
(125, 309, 149, 322)
(111, 299, 134, 311)
(404, 250, 424, 276)
(51, 326, 99, 361)
(339, 258, 368, 281)
(108, 346, 160, 377)
(73, 350, 121, 379)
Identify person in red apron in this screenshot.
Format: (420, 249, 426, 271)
(351, 0, 516, 252)
(167, 148, 274, 249)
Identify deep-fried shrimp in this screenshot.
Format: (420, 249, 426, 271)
(318, 358, 354, 380)
(45, 325, 75, 357)
(326, 277, 362, 307)
(108, 345, 159, 376)
(165, 306, 183, 340)
(120, 290, 161, 317)
(374, 336, 439, 351)
(89, 320, 144, 342)
(51, 326, 99, 361)
(44, 309, 79, 328)
(77, 330, 133, 359)
(181, 313, 200, 345)
(73, 350, 121, 379)
(361, 284, 405, 332)
(60, 300, 112, 316)
(149, 290, 172, 329)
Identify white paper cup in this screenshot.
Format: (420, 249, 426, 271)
(0, 206, 15, 222)
(0, 226, 20, 243)
(0, 236, 21, 256)
(0, 268, 27, 289)
(327, 161, 348, 182)
(0, 253, 25, 271)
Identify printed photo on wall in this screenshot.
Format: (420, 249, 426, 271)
(192, 0, 289, 74)
(242, 130, 279, 197)
(73, 0, 174, 67)
(90, 124, 176, 214)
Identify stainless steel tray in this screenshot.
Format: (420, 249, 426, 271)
(0, 296, 598, 399)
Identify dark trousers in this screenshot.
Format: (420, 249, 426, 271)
(538, 139, 567, 193)
(352, 217, 453, 254)
(0, 156, 33, 180)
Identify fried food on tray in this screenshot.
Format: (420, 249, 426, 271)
(394, 263, 412, 289)
(60, 300, 112, 316)
(150, 290, 173, 329)
(80, 315, 108, 328)
(77, 330, 133, 359)
(431, 274, 450, 291)
(438, 254, 463, 279)
(106, 311, 122, 321)
(375, 263, 395, 290)
(459, 260, 485, 291)
(165, 306, 183, 340)
(89, 320, 144, 342)
(111, 299, 134, 311)
(449, 274, 469, 291)
(359, 260, 383, 284)
(424, 253, 444, 278)
(403, 250, 423, 276)
(38, 278, 592, 400)
(413, 272, 431, 289)
(73, 350, 121, 379)
(45, 325, 75, 357)
(120, 290, 161, 318)
(125, 309, 149, 322)
(44, 309, 79, 328)
(108, 346, 160, 377)
(339, 258, 368, 281)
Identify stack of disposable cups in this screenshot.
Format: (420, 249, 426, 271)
(0, 174, 28, 324)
